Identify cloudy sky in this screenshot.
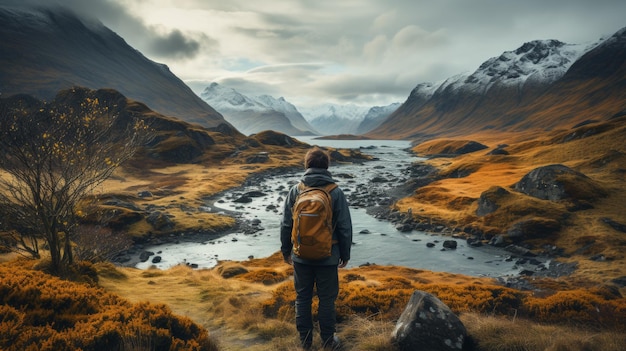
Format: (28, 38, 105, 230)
(9, 0, 626, 107)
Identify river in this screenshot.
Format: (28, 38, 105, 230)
(136, 137, 523, 277)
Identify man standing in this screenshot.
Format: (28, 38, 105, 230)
(281, 147, 353, 350)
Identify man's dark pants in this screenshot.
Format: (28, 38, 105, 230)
(293, 262, 339, 347)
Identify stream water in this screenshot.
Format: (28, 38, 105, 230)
(136, 137, 523, 277)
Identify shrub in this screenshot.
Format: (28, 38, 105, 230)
(0, 262, 219, 351)
(261, 268, 625, 332)
(237, 269, 289, 285)
(523, 289, 626, 329)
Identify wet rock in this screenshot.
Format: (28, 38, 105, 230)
(489, 235, 506, 247)
(244, 191, 266, 198)
(396, 223, 413, 232)
(371, 176, 388, 183)
(151, 256, 161, 263)
(505, 244, 537, 257)
(233, 196, 253, 203)
(392, 290, 467, 351)
(139, 251, 155, 262)
(443, 240, 458, 249)
(466, 237, 483, 247)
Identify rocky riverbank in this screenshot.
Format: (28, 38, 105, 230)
(113, 145, 578, 288)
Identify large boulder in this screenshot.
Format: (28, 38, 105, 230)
(246, 152, 270, 164)
(476, 186, 509, 216)
(146, 211, 175, 231)
(506, 218, 561, 241)
(514, 164, 604, 201)
(392, 290, 467, 351)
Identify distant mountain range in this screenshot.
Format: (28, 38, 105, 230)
(1, 3, 624, 142)
(200, 83, 318, 136)
(0, 5, 230, 132)
(367, 28, 626, 139)
(200, 83, 401, 136)
(298, 103, 401, 136)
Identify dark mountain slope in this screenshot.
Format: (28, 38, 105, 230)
(0, 5, 230, 131)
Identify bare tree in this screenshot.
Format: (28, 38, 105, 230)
(0, 88, 150, 276)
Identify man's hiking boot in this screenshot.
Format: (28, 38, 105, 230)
(322, 335, 341, 350)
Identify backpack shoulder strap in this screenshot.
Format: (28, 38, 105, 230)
(297, 182, 337, 193)
(322, 183, 338, 194)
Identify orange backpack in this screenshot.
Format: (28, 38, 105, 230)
(291, 182, 338, 260)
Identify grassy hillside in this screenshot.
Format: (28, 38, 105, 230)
(0, 6, 227, 129)
(367, 28, 626, 141)
(1, 89, 625, 350)
(397, 115, 626, 284)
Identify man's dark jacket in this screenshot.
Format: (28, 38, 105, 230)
(280, 168, 352, 265)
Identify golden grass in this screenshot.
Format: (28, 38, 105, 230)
(90, 254, 626, 351)
(461, 312, 626, 351)
(89, 142, 309, 238)
(0, 260, 218, 351)
(399, 118, 626, 282)
(2, 110, 626, 350)
(4, 249, 624, 350)
(95, 262, 279, 351)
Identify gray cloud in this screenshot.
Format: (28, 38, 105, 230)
(146, 29, 205, 59)
(217, 77, 283, 97)
(4, 0, 625, 107)
(5, 0, 214, 60)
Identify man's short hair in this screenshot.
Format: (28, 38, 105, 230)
(304, 147, 330, 169)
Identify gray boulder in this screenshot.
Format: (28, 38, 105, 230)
(443, 240, 458, 249)
(506, 218, 561, 241)
(246, 152, 270, 163)
(146, 211, 175, 231)
(514, 164, 595, 201)
(392, 290, 467, 351)
(476, 186, 509, 216)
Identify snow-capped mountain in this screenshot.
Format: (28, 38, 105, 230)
(254, 95, 317, 135)
(300, 103, 368, 136)
(201, 83, 400, 136)
(356, 103, 402, 135)
(435, 39, 596, 96)
(368, 29, 625, 140)
(299, 103, 399, 136)
(200, 83, 317, 136)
